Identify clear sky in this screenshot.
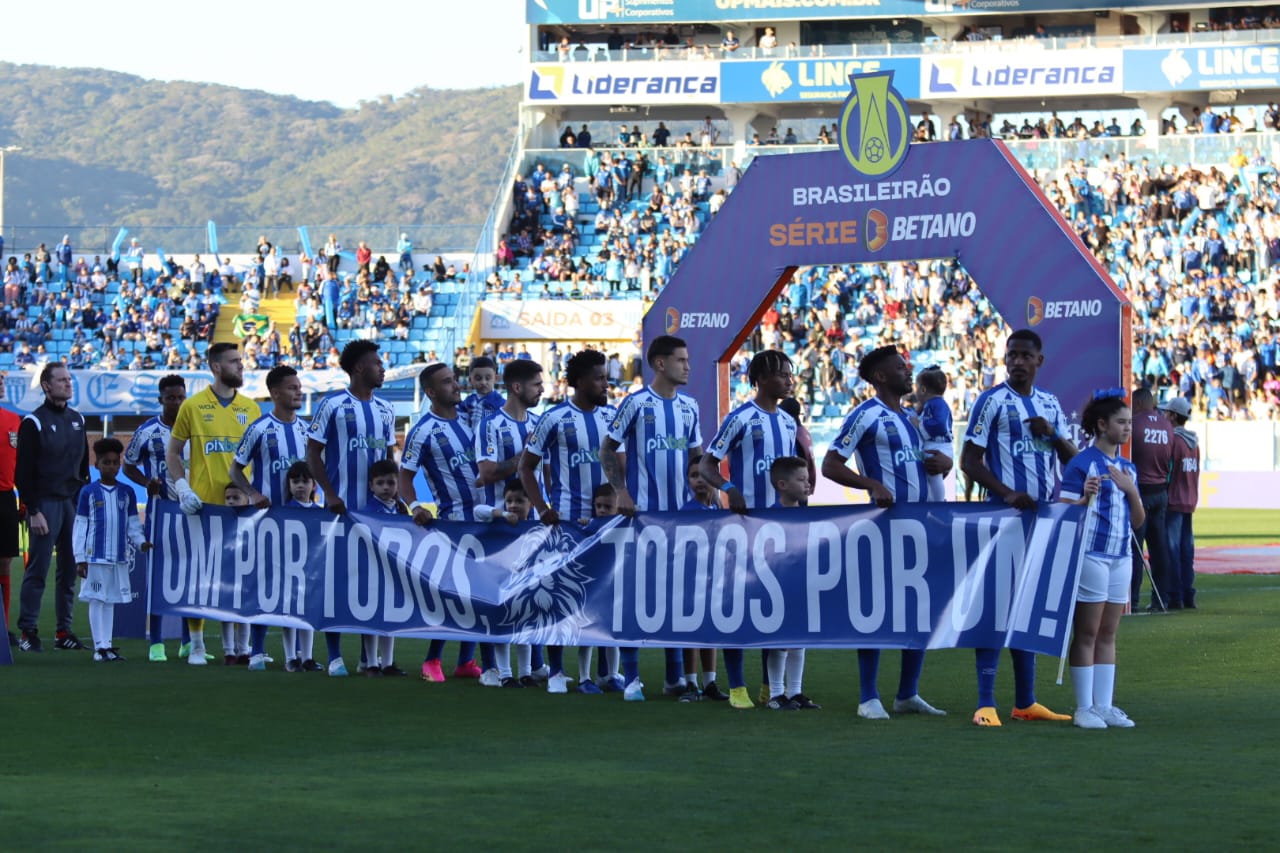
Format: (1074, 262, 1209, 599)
(0, 0, 529, 107)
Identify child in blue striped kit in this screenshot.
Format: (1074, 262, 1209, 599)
(1060, 389, 1144, 730)
(74, 438, 151, 662)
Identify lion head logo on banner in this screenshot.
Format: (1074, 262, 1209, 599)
(498, 521, 603, 646)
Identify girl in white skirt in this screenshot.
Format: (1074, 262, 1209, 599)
(74, 438, 151, 662)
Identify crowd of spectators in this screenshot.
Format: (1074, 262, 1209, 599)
(495, 121, 1280, 425)
(1, 244, 225, 372)
(495, 153, 729, 301)
(730, 152, 1280, 425)
(287, 251, 460, 371)
(0, 234, 465, 374)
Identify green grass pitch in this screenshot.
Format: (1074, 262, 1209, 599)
(4, 509, 1279, 850)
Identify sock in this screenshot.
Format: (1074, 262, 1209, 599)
(480, 642, 497, 671)
(235, 622, 251, 656)
(426, 639, 445, 661)
(88, 600, 107, 649)
(182, 620, 191, 644)
(896, 649, 925, 701)
(0, 573, 10, 626)
(664, 647, 685, 687)
(547, 645, 564, 675)
(784, 649, 806, 697)
(605, 647, 620, 679)
(687, 672, 700, 689)
(457, 641, 477, 668)
(857, 649, 881, 703)
(188, 617, 205, 637)
(1071, 665, 1094, 711)
(362, 635, 378, 667)
(724, 648, 745, 689)
(299, 629, 315, 661)
(597, 647, 610, 679)
(531, 645, 544, 671)
(975, 647, 1000, 708)
(1011, 649, 1038, 709)
(767, 649, 786, 697)
(190, 626, 205, 653)
(704, 670, 717, 686)
(221, 621, 236, 655)
(761, 649, 769, 684)
(250, 624, 268, 657)
(496, 643, 512, 679)
(148, 613, 163, 646)
(577, 647, 593, 682)
(378, 636, 395, 668)
(282, 628, 297, 661)
(621, 647, 640, 683)
(1093, 663, 1116, 709)
(101, 603, 114, 649)
(325, 631, 342, 664)
(516, 645, 532, 677)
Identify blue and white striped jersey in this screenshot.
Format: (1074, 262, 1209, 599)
(307, 390, 396, 510)
(705, 401, 797, 510)
(475, 409, 540, 507)
(1060, 446, 1137, 557)
(606, 387, 701, 511)
(234, 413, 311, 506)
(362, 495, 410, 515)
(830, 397, 928, 503)
(525, 400, 615, 521)
(123, 416, 177, 499)
(964, 383, 1069, 502)
(918, 397, 954, 450)
(458, 390, 505, 436)
(73, 482, 143, 564)
(402, 412, 479, 521)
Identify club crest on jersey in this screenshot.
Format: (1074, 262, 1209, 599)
(7, 431, 15, 448)
(498, 522, 597, 646)
(237, 413, 248, 426)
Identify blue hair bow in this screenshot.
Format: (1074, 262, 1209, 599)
(1092, 387, 1126, 400)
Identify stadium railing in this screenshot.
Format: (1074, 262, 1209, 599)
(453, 138, 524, 363)
(1, 224, 480, 262)
(523, 132, 1280, 182)
(531, 26, 1280, 64)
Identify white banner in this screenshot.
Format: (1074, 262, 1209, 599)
(478, 299, 644, 341)
(0, 366, 424, 416)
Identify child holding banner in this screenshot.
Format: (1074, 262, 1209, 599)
(283, 462, 322, 672)
(679, 458, 727, 701)
(356, 461, 411, 678)
(364, 460, 411, 518)
(765, 457, 819, 711)
(475, 481, 532, 689)
(1060, 390, 1143, 730)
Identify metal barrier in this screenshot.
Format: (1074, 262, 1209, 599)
(0, 223, 481, 260)
(530, 27, 1280, 64)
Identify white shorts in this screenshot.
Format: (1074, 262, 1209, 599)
(78, 562, 133, 605)
(1077, 553, 1131, 605)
